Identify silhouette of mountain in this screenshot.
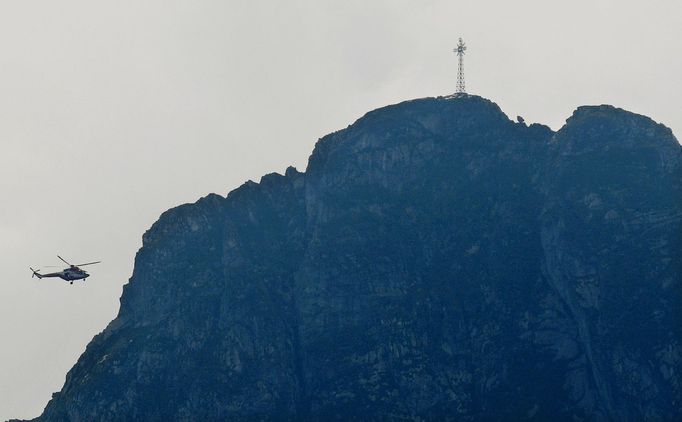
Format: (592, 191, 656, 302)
(20, 95, 682, 421)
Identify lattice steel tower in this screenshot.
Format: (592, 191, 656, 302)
(453, 38, 467, 94)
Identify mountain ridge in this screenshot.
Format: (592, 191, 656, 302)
(19, 94, 681, 421)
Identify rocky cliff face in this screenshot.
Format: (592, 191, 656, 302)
(25, 95, 682, 421)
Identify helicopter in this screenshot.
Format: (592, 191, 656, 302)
(30, 255, 101, 285)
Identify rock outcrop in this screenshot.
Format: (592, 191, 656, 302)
(24, 95, 682, 421)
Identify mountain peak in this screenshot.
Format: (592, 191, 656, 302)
(27, 96, 682, 421)
(355, 94, 512, 128)
(555, 103, 678, 154)
(306, 94, 522, 178)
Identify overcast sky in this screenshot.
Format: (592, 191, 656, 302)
(1, 0, 680, 419)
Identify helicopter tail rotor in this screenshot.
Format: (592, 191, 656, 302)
(29, 267, 43, 279)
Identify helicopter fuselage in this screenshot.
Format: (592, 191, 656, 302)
(59, 268, 90, 281)
(32, 267, 90, 281)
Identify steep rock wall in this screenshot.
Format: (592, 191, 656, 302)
(27, 96, 682, 421)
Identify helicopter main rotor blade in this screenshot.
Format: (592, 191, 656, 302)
(75, 261, 101, 267)
(57, 255, 71, 266)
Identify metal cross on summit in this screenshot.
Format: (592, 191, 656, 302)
(453, 38, 467, 94)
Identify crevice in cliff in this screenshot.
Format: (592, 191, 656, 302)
(290, 283, 311, 419)
(539, 222, 618, 420)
